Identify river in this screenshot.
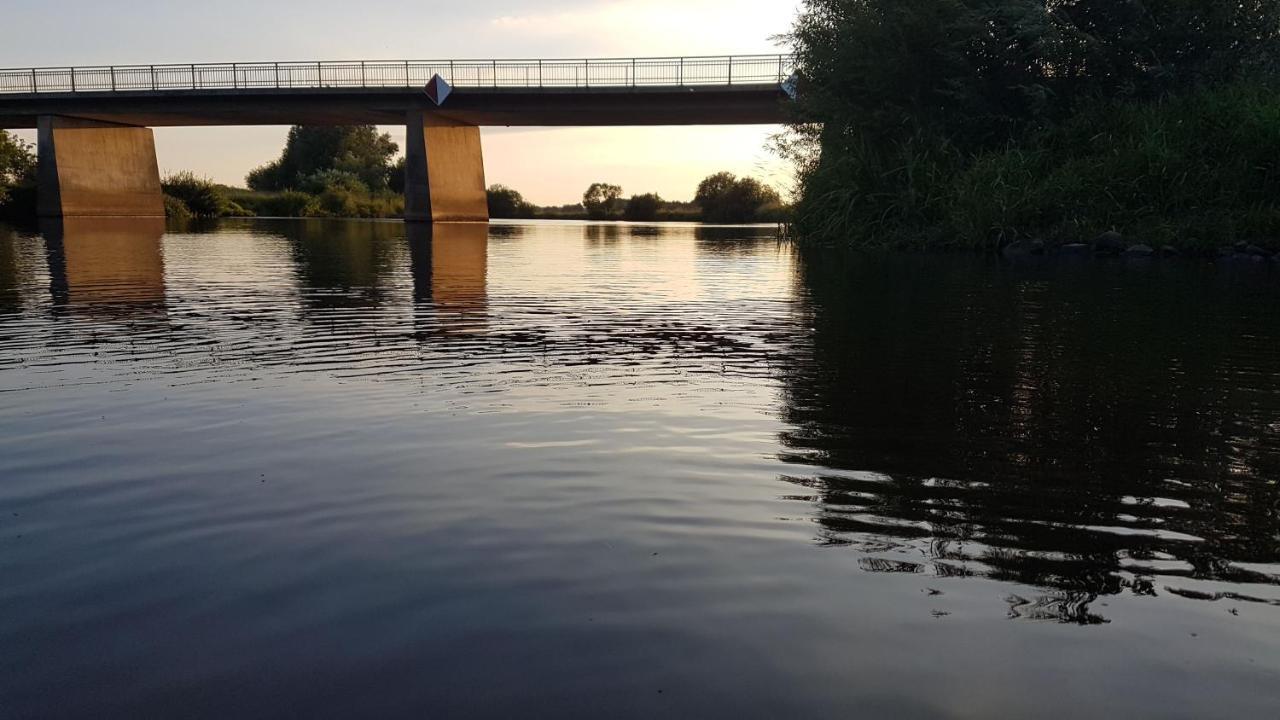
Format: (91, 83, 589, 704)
(1, 218, 1278, 717)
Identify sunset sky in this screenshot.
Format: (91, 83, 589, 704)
(6, 0, 802, 205)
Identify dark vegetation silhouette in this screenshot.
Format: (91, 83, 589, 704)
(695, 172, 784, 223)
(487, 185, 537, 219)
(784, 0, 1280, 250)
(582, 182, 623, 220)
(623, 193, 662, 221)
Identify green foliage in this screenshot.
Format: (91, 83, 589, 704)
(247, 126, 399, 192)
(623, 193, 663, 221)
(162, 172, 231, 218)
(786, 0, 1280, 249)
(388, 156, 406, 194)
(487, 185, 537, 218)
(583, 183, 623, 219)
(299, 169, 369, 196)
(163, 194, 193, 220)
(695, 172, 782, 223)
(227, 189, 321, 218)
(0, 130, 36, 207)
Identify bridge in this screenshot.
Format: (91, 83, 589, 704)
(0, 55, 794, 222)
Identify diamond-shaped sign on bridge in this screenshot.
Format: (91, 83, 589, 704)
(425, 74, 452, 106)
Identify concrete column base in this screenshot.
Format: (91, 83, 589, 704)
(404, 112, 488, 223)
(37, 116, 165, 218)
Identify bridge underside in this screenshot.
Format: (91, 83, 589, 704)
(0, 86, 786, 128)
(13, 85, 785, 222)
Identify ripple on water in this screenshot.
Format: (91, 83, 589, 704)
(1, 219, 1279, 718)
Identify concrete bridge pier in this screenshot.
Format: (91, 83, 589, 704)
(37, 116, 165, 219)
(404, 111, 488, 223)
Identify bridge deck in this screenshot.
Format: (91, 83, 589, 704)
(0, 55, 793, 128)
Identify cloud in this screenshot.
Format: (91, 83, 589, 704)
(488, 0, 796, 55)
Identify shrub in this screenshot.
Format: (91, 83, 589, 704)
(163, 194, 193, 220)
(299, 169, 369, 196)
(231, 190, 320, 218)
(162, 172, 228, 218)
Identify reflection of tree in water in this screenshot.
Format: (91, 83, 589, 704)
(0, 226, 24, 312)
(584, 223, 622, 244)
(781, 249, 1280, 623)
(282, 219, 406, 311)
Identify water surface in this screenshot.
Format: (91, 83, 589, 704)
(1, 218, 1278, 718)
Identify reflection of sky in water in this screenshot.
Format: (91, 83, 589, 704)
(0, 219, 1278, 718)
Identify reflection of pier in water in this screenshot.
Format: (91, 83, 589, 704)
(407, 223, 488, 334)
(43, 217, 167, 316)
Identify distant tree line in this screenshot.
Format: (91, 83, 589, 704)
(487, 173, 787, 223)
(2, 123, 786, 225)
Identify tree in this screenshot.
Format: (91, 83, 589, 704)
(624, 193, 663, 221)
(783, 0, 1280, 246)
(247, 126, 398, 192)
(695, 172, 781, 223)
(787, 0, 1280, 156)
(0, 131, 36, 205)
(583, 183, 623, 220)
(388, 156, 407, 194)
(487, 185, 536, 218)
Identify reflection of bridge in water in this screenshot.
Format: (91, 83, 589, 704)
(44, 217, 167, 315)
(29, 219, 492, 327)
(0, 55, 793, 223)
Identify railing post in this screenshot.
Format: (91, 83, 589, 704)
(727, 55, 733, 85)
(30, 68, 36, 93)
(70, 67, 76, 92)
(150, 65, 156, 90)
(361, 61, 366, 87)
(192, 64, 197, 89)
(110, 66, 116, 91)
(449, 60, 455, 84)
(584, 58, 589, 87)
(404, 60, 410, 86)
(631, 57, 636, 87)
(778, 54, 784, 82)
(274, 62, 280, 88)
(538, 58, 542, 87)
(232, 62, 238, 89)
(316, 61, 322, 87)
(492, 59, 497, 87)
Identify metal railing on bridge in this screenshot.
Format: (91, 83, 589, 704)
(0, 55, 794, 95)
